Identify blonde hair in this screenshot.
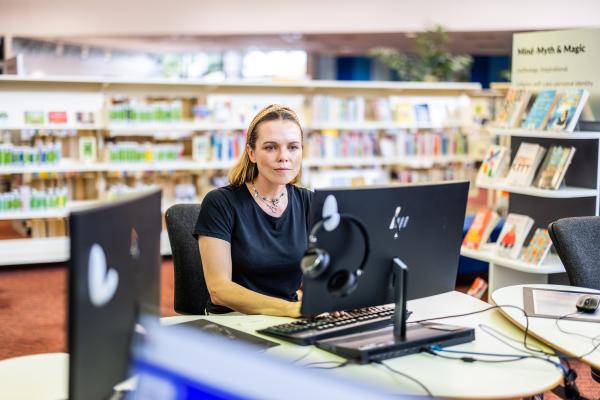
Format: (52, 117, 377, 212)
(228, 104, 303, 186)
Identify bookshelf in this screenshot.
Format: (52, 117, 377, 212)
(0, 76, 483, 266)
(462, 129, 600, 294)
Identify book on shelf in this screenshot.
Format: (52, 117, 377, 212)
(192, 135, 211, 162)
(78, 136, 97, 163)
(505, 142, 546, 187)
(520, 90, 559, 130)
(476, 145, 510, 183)
(533, 145, 576, 190)
(466, 277, 488, 299)
(546, 89, 590, 132)
(519, 228, 552, 265)
(495, 213, 534, 259)
(414, 104, 431, 124)
(393, 102, 415, 125)
(462, 208, 500, 250)
(495, 89, 532, 128)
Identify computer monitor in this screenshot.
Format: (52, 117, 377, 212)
(301, 181, 469, 315)
(130, 316, 400, 400)
(68, 189, 162, 400)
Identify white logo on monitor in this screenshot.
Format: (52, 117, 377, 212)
(322, 194, 340, 231)
(88, 243, 119, 307)
(389, 206, 409, 239)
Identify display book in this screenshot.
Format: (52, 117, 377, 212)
(477, 142, 576, 190)
(463, 210, 552, 266)
(494, 87, 589, 132)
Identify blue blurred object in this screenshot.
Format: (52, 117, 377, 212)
(458, 215, 505, 275)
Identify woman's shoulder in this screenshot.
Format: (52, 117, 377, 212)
(203, 185, 246, 205)
(289, 184, 313, 207)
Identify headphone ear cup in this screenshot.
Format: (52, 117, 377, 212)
(328, 270, 357, 297)
(301, 247, 330, 279)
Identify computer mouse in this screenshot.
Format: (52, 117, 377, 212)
(576, 294, 600, 313)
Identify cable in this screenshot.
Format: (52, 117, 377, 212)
(290, 349, 312, 364)
(554, 312, 600, 360)
(409, 304, 545, 355)
(303, 360, 349, 369)
(424, 346, 529, 363)
(478, 324, 555, 357)
(374, 360, 433, 397)
(426, 345, 568, 375)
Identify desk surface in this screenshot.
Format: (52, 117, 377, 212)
(0, 352, 68, 400)
(0, 291, 563, 400)
(492, 284, 600, 370)
(166, 291, 562, 399)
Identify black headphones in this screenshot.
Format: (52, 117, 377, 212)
(300, 213, 370, 297)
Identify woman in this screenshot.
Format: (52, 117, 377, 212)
(194, 104, 312, 317)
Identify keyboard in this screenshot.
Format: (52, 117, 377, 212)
(257, 305, 408, 345)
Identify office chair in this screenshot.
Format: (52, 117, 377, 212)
(165, 204, 209, 315)
(548, 216, 600, 290)
(548, 216, 600, 384)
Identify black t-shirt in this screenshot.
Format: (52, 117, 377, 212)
(194, 184, 313, 313)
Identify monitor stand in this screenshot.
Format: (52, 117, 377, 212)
(315, 257, 475, 364)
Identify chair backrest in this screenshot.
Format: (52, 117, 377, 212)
(548, 216, 600, 290)
(165, 204, 209, 314)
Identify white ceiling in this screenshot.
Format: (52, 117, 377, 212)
(1, 0, 599, 55)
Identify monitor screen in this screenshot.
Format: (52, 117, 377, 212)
(301, 181, 469, 314)
(129, 316, 399, 400)
(68, 189, 162, 400)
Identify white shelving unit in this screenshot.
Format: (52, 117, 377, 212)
(490, 128, 600, 140)
(0, 159, 237, 175)
(476, 181, 597, 199)
(0, 230, 173, 266)
(0, 76, 483, 266)
(462, 129, 600, 294)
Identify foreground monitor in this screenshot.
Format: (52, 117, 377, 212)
(301, 181, 469, 315)
(68, 189, 162, 400)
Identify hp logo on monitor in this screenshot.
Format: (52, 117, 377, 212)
(389, 206, 409, 239)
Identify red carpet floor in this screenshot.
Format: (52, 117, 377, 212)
(0, 259, 597, 398)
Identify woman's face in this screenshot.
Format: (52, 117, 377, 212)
(247, 119, 302, 186)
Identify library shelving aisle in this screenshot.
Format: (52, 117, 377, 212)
(461, 128, 600, 295)
(0, 76, 483, 266)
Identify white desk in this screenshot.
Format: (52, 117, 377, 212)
(0, 291, 563, 399)
(166, 291, 563, 399)
(0, 353, 68, 400)
(492, 284, 600, 370)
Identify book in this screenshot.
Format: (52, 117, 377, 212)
(78, 137, 97, 163)
(534, 146, 576, 190)
(495, 213, 534, 259)
(24, 111, 45, 125)
(394, 102, 415, 125)
(521, 90, 559, 130)
(495, 89, 532, 128)
(462, 208, 500, 250)
(476, 145, 510, 183)
(546, 89, 590, 132)
(414, 104, 431, 124)
(48, 111, 68, 124)
(466, 277, 488, 299)
(192, 135, 211, 162)
(520, 228, 552, 265)
(505, 143, 546, 186)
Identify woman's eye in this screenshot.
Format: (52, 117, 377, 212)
(264, 146, 274, 151)
(289, 145, 300, 151)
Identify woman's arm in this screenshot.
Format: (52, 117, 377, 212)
(199, 236, 301, 317)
